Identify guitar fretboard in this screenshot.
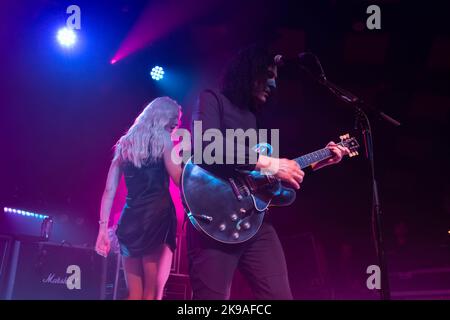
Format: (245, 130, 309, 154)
(294, 143, 345, 169)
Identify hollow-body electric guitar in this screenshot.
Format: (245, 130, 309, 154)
(181, 134, 359, 244)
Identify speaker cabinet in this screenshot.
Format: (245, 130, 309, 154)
(2, 240, 105, 300)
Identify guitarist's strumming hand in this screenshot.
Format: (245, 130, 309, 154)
(256, 155, 304, 190)
(311, 141, 351, 171)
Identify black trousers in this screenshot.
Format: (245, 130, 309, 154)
(186, 221, 293, 300)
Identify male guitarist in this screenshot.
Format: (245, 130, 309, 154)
(187, 45, 350, 299)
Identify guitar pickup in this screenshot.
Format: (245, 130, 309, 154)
(228, 178, 243, 200)
(244, 175, 257, 192)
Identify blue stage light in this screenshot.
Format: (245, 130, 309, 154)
(150, 66, 164, 81)
(3, 207, 49, 219)
(57, 27, 77, 48)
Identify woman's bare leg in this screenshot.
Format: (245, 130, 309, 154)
(142, 245, 173, 300)
(122, 256, 144, 300)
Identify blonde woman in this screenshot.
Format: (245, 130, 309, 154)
(95, 97, 182, 300)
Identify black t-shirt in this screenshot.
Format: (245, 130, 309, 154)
(190, 90, 262, 176)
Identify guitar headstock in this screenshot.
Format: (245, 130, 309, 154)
(339, 133, 360, 158)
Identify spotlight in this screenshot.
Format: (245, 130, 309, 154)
(57, 27, 77, 48)
(150, 66, 164, 81)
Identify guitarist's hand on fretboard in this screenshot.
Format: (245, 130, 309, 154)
(311, 141, 351, 171)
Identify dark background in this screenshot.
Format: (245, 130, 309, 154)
(1, 0, 449, 298)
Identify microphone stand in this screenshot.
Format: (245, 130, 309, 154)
(298, 57, 400, 300)
(332, 88, 401, 300)
(354, 103, 391, 300)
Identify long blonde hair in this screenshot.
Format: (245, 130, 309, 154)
(114, 97, 181, 168)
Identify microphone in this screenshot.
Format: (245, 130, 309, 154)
(273, 54, 302, 67)
(273, 54, 285, 66)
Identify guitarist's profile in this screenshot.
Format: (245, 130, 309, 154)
(185, 45, 351, 300)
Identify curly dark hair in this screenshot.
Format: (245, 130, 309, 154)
(221, 45, 274, 110)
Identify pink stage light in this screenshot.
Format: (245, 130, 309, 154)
(111, 0, 221, 63)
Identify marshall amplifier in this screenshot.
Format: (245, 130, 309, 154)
(2, 240, 106, 300)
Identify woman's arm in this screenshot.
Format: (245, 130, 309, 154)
(163, 133, 182, 187)
(96, 158, 121, 257)
(99, 158, 122, 231)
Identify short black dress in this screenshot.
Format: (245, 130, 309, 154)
(116, 159, 177, 257)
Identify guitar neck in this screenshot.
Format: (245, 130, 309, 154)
(293, 144, 341, 169)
